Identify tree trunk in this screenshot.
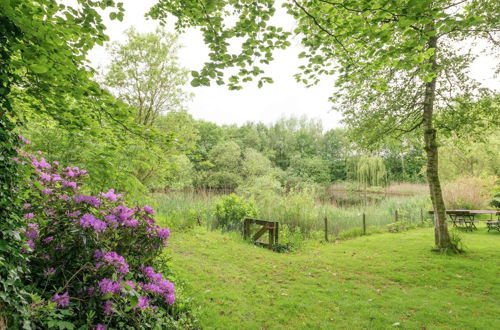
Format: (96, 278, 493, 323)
(422, 36, 457, 252)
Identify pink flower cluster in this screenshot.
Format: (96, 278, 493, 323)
(80, 214, 107, 232)
(95, 250, 129, 275)
(52, 292, 70, 308)
(17, 151, 176, 325)
(98, 278, 123, 295)
(140, 266, 175, 305)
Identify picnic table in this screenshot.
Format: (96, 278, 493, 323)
(428, 210, 500, 232)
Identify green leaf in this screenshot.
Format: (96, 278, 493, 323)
(129, 295, 139, 308)
(30, 63, 49, 74)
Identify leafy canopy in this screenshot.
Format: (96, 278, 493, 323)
(149, 0, 499, 145)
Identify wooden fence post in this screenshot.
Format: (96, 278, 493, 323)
(362, 213, 366, 235)
(420, 208, 424, 223)
(268, 223, 274, 247)
(395, 210, 399, 222)
(274, 222, 279, 244)
(324, 217, 329, 242)
(243, 219, 250, 240)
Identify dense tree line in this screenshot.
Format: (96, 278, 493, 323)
(19, 27, 498, 196)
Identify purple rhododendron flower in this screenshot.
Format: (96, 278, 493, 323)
(98, 278, 122, 295)
(158, 228, 170, 240)
(25, 223, 38, 240)
(96, 251, 129, 274)
(26, 239, 35, 250)
(165, 293, 175, 305)
(139, 266, 176, 304)
(51, 173, 62, 182)
(59, 194, 71, 201)
(44, 268, 56, 276)
(99, 189, 121, 202)
(94, 250, 105, 259)
(42, 188, 53, 195)
(80, 214, 107, 232)
(134, 296, 149, 310)
(124, 219, 139, 227)
(103, 300, 113, 315)
(24, 213, 34, 219)
(19, 135, 31, 144)
(22, 203, 31, 210)
(38, 173, 51, 181)
(52, 292, 70, 308)
(124, 280, 135, 289)
(62, 181, 78, 189)
(114, 205, 134, 223)
(74, 194, 101, 208)
(67, 210, 81, 218)
(38, 157, 51, 169)
(43, 236, 54, 243)
(95, 324, 105, 330)
(143, 205, 154, 215)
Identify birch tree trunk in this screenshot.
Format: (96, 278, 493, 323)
(422, 35, 457, 251)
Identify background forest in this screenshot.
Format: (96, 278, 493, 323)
(19, 29, 499, 206)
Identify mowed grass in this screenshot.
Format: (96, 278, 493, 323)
(166, 227, 500, 330)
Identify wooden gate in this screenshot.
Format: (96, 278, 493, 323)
(243, 218, 278, 249)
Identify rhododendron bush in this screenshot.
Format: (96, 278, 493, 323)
(16, 145, 194, 328)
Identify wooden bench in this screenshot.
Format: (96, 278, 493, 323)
(486, 214, 500, 232)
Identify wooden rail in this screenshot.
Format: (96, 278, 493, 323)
(243, 218, 279, 249)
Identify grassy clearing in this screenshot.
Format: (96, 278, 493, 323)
(165, 226, 500, 329)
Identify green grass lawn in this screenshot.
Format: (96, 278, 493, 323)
(166, 227, 500, 329)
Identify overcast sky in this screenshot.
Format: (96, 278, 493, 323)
(89, 0, 498, 131)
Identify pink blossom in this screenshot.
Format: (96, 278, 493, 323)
(43, 268, 56, 276)
(19, 135, 31, 144)
(134, 296, 149, 310)
(52, 292, 70, 308)
(62, 181, 78, 189)
(80, 214, 107, 232)
(143, 205, 155, 215)
(103, 300, 113, 315)
(43, 236, 54, 243)
(98, 278, 122, 295)
(99, 189, 121, 202)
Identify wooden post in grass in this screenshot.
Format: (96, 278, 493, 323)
(324, 217, 329, 242)
(362, 213, 366, 235)
(420, 208, 424, 223)
(274, 222, 279, 244)
(395, 210, 399, 222)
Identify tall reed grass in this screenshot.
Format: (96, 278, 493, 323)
(152, 187, 432, 239)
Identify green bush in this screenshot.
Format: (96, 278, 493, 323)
(490, 191, 500, 208)
(214, 194, 257, 230)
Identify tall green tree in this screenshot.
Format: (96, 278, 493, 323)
(150, 0, 499, 251)
(103, 28, 191, 126)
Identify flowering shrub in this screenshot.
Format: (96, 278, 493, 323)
(15, 147, 193, 328)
